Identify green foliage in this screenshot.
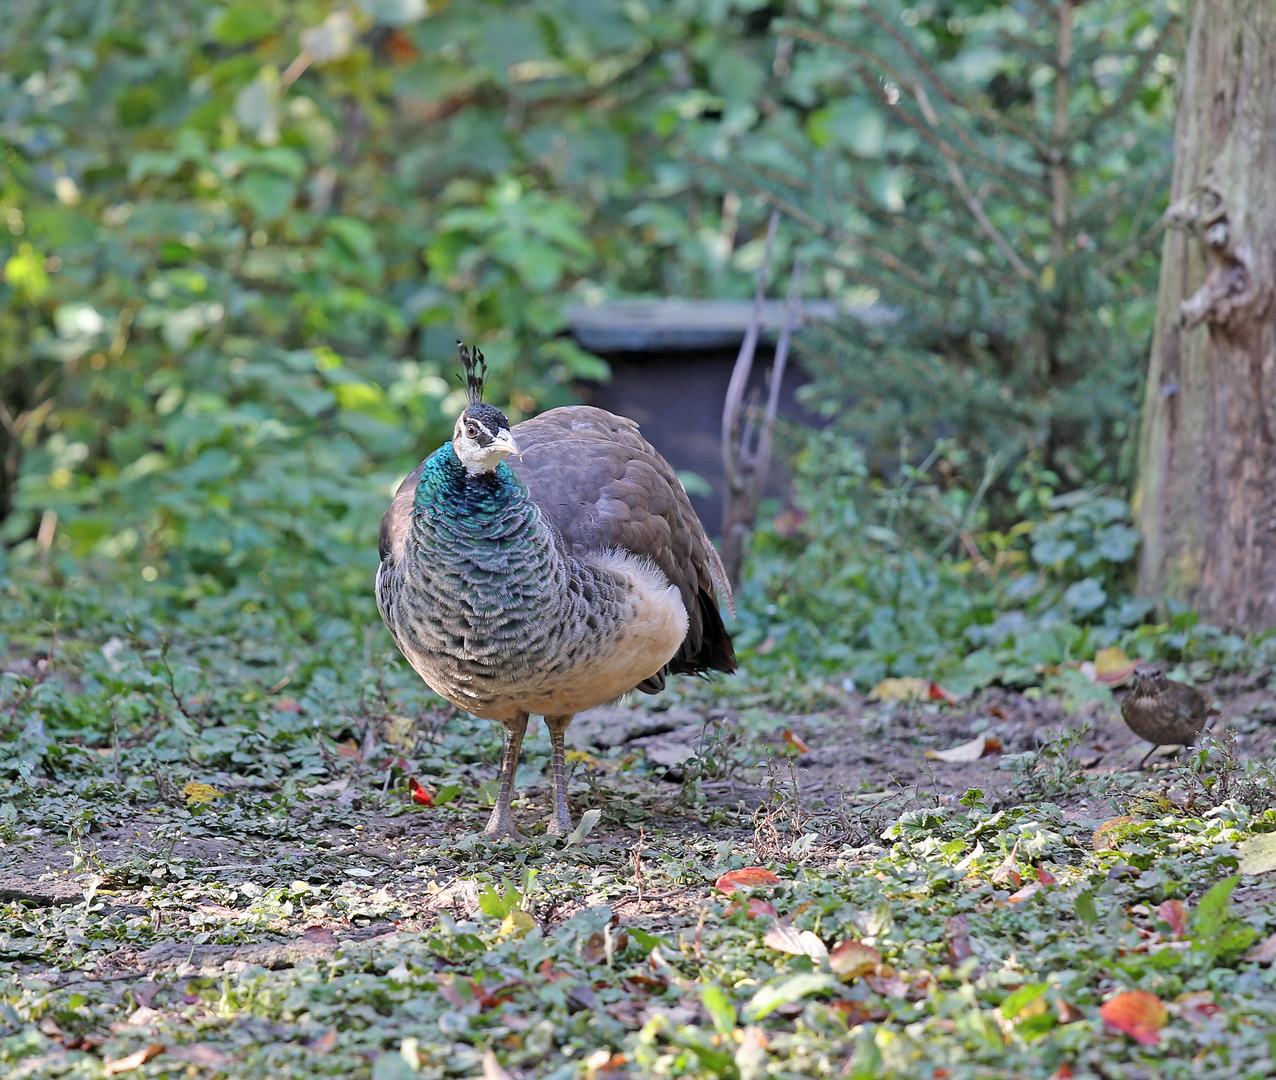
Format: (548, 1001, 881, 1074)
(736, 430, 1154, 690)
(0, 0, 791, 612)
(710, 0, 1179, 496)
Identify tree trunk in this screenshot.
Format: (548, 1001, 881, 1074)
(1133, 0, 1276, 629)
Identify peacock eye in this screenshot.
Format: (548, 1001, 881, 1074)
(465, 423, 479, 439)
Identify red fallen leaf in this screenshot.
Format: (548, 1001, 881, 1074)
(383, 28, 419, 63)
(309, 1029, 337, 1054)
(1177, 990, 1221, 1019)
(933, 1070, 951, 1079)
(991, 838, 1022, 888)
(301, 925, 337, 944)
(829, 939, 881, 979)
(727, 897, 778, 919)
(945, 914, 972, 964)
(1037, 866, 1058, 885)
(1100, 990, 1168, 1045)
(1157, 898, 1188, 938)
(714, 867, 780, 893)
(277, 698, 303, 714)
(928, 680, 958, 704)
(410, 778, 434, 806)
(1051, 1066, 1075, 1080)
(827, 999, 890, 1023)
(538, 957, 565, 982)
(782, 729, 812, 754)
(103, 1044, 165, 1075)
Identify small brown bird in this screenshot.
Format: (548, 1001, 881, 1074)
(1120, 664, 1215, 769)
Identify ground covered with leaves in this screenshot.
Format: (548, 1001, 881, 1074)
(4, 573, 1276, 1080)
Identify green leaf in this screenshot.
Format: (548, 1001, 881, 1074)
(701, 983, 737, 1035)
(1000, 982, 1048, 1019)
(1192, 875, 1239, 940)
(1075, 890, 1098, 927)
(744, 973, 837, 1022)
(238, 171, 296, 221)
(213, 0, 282, 46)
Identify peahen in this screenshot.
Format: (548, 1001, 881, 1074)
(376, 343, 736, 839)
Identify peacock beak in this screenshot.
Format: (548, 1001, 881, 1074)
(493, 429, 520, 459)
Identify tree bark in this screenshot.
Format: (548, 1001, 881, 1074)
(1133, 0, 1276, 629)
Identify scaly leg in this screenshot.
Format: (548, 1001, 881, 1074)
(484, 713, 529, 840)
(544, 714, 575, 836)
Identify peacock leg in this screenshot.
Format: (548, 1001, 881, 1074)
(1137, 743, 1159, 770)
(484, 713, 529, 839)
(544, 714, 575, 836)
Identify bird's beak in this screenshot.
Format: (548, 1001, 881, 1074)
(493, 429, 520, 459)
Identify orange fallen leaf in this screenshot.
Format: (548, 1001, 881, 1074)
(276, 698, 303, 713)
(410, 778, 434, 806)
(1100, 990, 1167, 1045)
(782, 729, 812, 754)
(336, 739, 360, 760)
(309, 1028, 337, 1053)
(829, 939, 881, 979)
(103, 1044, 165, 1075)
(728, 897, 778, 919)
(1157, 899, 1188, 938)
(715, 867, 780, 893)
(1037, 866, 1058, 885)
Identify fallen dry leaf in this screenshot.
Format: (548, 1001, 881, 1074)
(715, 867, 780, 893)
(309, 1028, 338, 1053)
(924, 735, 1002, 763)
(945, 914, 972, 964)
(782, 729, 812, 754)
(166, 1044, 234, 1066)
(1056, 999, 1084, 1024)
(1094, 646, 1137, 684)
(928, 680, 959, 704)
(1092, 817, 1142, 852)
(828, 939, 881, 979)
(1037, 866, 1058, 885)
(482, 1047, 514, 1080)
(763, 925, 828, 960)
(180, 781, 222, 807)
(734, 1026, 768, 1080)
(728, 898, 778, 919)
(868, 677, 931, 703)
(303, 777, 350, 800)
(990, 839, 1022, 887)
(1245, 931, 1276, 964)
(103, 1044, 165, 1076)
(1099, 990, 1168, 1045)
(1006, 882, 1042, 903)
(1237, 832, 1276, 875)
(1157, 899, 1188, 938)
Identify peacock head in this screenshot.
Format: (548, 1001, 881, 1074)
(453, 342, 519, 475)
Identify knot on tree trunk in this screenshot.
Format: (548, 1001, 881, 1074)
(1170, 186, 1256, 330)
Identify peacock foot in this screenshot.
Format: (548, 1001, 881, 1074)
(545, 811, 573, 838)
(483, 806, 522, 841)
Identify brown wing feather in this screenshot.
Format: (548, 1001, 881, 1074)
(509, 405, 735, 680)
